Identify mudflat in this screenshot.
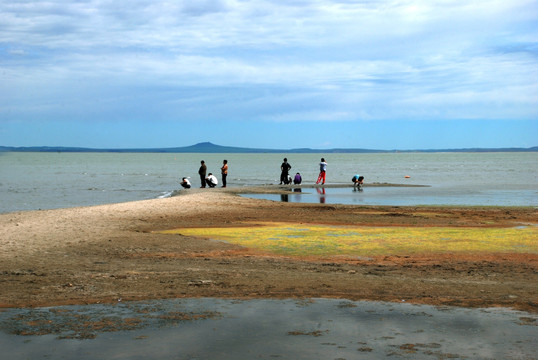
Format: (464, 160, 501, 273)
(1, 186, 536, 312)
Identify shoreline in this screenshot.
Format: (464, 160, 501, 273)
(1, 187, 537, 312)
(168, 183, 430, 198)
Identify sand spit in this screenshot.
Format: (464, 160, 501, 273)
(1, 187, 536, 312)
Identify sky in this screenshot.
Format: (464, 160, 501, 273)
(0, 0, 537, 150)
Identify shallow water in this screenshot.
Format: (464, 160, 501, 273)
(243, 186, 538, 206)
(0, 298, 536, 360)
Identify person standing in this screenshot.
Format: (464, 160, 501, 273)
(198, 160, 207, 188)
(316, 158, 327, 185)
(280, 158, 291, 185)
(221, 159, 228, 188)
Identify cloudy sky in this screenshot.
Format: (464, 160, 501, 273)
(1, 0, 536, 150)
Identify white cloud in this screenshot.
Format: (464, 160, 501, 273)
(0, 0, 537, 122)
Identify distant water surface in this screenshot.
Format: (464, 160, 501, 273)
(0, 152, 536, 213)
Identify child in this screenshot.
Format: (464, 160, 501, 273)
(293, 173, 302, 185)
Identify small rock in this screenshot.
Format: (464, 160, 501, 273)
(188, 280, 213, 286)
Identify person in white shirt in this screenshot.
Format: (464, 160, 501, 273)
(180, 177, 191, 189)
(206, 173, 218, 188)
(316, 158, 327, 185)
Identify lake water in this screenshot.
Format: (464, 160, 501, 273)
(0, 152, 536, 213)
(1, 153, 536, 358)
(1, 298, 536, 359)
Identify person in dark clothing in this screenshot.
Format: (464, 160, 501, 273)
(198, 160, 207, 188)
(280, 158, 291, 185)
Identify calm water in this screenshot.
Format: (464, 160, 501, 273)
(0, 152, 536, 213)
(246, 186, 538, 206)
(0, 298, 536, 359)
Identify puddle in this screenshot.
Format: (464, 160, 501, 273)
(1, 298, 536, 359)
(242, 187, 538, 206)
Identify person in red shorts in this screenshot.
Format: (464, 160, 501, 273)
(316, 158, 327, 185)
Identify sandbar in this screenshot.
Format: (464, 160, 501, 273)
(1, 186, 536, 312)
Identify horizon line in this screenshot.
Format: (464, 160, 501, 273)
(1, 142, 537, 153)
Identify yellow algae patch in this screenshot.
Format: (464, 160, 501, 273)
(161, 222, 538, 257)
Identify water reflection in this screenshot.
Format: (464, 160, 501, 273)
(280, 188, 302, 202)
(293, 188, 302, 202)
(242, 187, 537, 206)
(316, 187, 326, 203)
(0, 298, 535, 360)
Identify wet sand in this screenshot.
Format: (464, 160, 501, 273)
(0, 186, 537, 312)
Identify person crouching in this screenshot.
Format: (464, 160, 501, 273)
(206, 173, 218, 188)
(352, 174, 364, 188)
(180, 177, 191, 189)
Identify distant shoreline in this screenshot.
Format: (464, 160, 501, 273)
(1, 142, 537, 154)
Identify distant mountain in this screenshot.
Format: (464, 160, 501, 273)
(0, 142, 536, 153)
(164, 142, 286, 153)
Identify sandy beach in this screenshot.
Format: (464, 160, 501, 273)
(1, 186, 537, 312)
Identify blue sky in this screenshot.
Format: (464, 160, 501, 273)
(1, 0, 537, 150)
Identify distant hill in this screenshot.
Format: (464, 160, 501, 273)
(0, 142, 536, 153)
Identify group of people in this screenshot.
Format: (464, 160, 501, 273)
(280, 157, 328, 185)
(279, 157, 328, 185)
(180, 159, 228, 189)
(279, 158, 307, 185)
(280, 157, 364, 187)
(181, 157, 365, 189)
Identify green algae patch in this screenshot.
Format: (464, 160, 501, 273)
(161, 222, 538, 257)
